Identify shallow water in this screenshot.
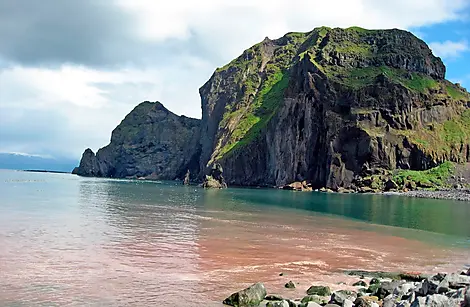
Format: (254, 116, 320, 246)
(0, 170, 469, 306)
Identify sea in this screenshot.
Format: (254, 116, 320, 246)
(1, 169, 469, 306)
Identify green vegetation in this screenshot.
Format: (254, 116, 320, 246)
(323, 65, 440, 93)
(393, 161, 455, 188)
(217, 69, 289, 158)
(396, 109, 470, 157)
(446, 84, 468, 100)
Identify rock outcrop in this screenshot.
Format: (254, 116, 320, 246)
(73, 101, 201, 180)
(202, 163, 227, 188)
(198, 27, 470, 190)
(74, 27, 470, 191)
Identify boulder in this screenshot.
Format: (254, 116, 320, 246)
(266, 300, 289, 307)
(330, 290, 357, 305)
(285, 281, 296, 289)
(394, 282, 418, 299)
(304, 302, 322, 307)
(223, 282, 267, 306)
(446, 288, 466, 305)
(306, 285, 331, 296)
(183, 169, 191, 185)
(342, 299, 353, 307)
(384, 179, 398, 191)
(354, 296, 379, 307)
(375, 281, 404, 299)
(301, 295, 327, 305)
(443, 273, 470, 289)
(426, 294, 451, 306)
(417, 274, 447, 296)
(353, 280, 368, 287)
(203, 163, 227, 189)
(383, 295, 399, 307)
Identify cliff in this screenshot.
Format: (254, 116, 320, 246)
(199, 27, 470, 189)
(74, 27, 470, 191)
(72, 101, 201, 180)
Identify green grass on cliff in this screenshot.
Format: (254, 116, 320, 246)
(396, 109, 470, 159)
(325, 65, 440, 93)
(393, 161, 454, 188)
(217, 69, 289, 158)
(446, 84, 468, 100)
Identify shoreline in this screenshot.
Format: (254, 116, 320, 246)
(70, 172, 470, 202)
(223, 269, 470, 307)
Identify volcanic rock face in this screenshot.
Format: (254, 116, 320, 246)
(74, 27, 470, 190)
(198, 27, 470, 189)
(73, 101, 201, 180)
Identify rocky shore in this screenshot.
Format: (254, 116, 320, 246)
(223, 270, 470, 307)
(403, 189, 470, 202)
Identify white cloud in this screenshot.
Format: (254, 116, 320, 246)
(429, 40, 469, 59)
(1, 0, 469, 159)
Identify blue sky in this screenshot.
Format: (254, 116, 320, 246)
(0, 0, 469, 161)
(413, 9, 470, 86)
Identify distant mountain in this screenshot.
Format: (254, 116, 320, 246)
(0, 153, 78, 172)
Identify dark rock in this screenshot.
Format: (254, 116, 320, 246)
(202, 163, 227, 188)
(330, 290, 357, 305)
(72, 148, 101, 176)
(285, 281, 296, 289)
(301, 295, 327, 305)
(376, 281, 404, 300)
(393, 282, 417, 299)
(306, 285, 331, 296)
(266, 300, 289, 307)
(384, 179, 398, 191)
(74, 102, 201, 180)
(183, 169, 191, 185)
(266, 295, 284, 301)
(353, 281, 368, 287)
(370, 278, 381, 285)
(223, 282, 267, 306)
(354, 296, 379, 307)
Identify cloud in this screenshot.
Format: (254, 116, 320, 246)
(429, 40, 469, 59)
(0, 0, 469, 159)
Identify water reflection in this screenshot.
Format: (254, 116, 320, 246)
(0, 171, 469, 307)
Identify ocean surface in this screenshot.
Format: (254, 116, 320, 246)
(1, 169, 469, 306)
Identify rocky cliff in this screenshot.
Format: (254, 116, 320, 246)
(73, 101, 201, 180)
(74, 27, 470, 190)
(199, 27, 470, 189)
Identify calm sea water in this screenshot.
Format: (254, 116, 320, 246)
(1, 169, 469, 306)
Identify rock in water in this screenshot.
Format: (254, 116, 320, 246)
(203, 163, 227, 188)
(223, 282, 267, 307)
(72, 148, 101, 177)
(284, 281, 296, 289)
(306, 285, 331, 296)
(73, 101, 201, 180)
(183, 169, 191, 185)
(353, 281, 368, 287)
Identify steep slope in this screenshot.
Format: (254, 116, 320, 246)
(199, 27, 470, 189)
(73, 101, 201, 180)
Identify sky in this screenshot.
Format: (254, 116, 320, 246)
(0, 0, 470, 161)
